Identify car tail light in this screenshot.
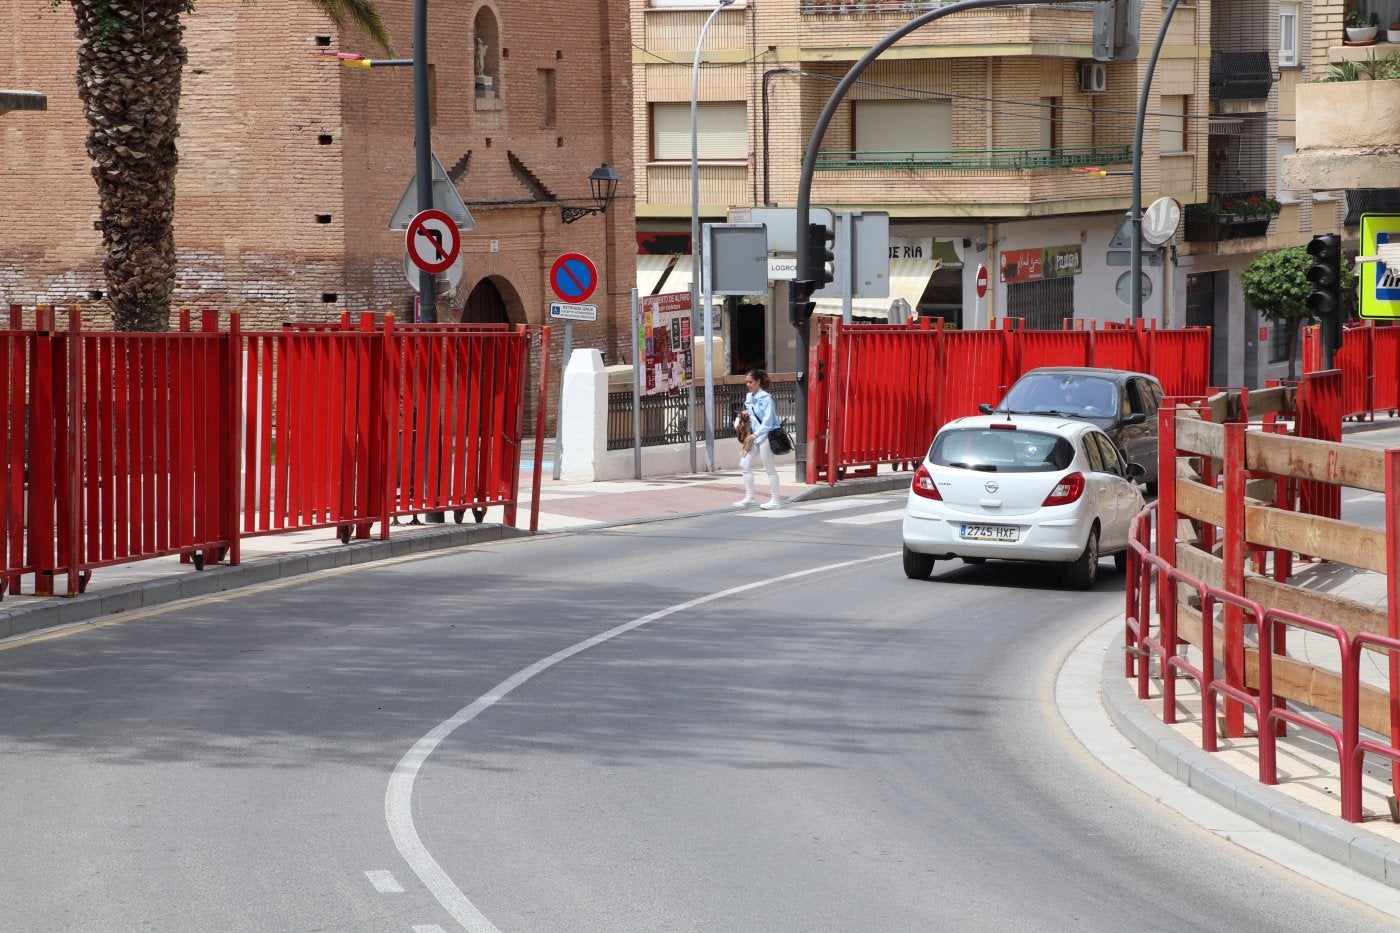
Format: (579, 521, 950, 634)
(911, 464, 942, 500)
(1042, 472, 1085, 506)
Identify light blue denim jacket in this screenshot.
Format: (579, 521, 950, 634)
(744, 388, 781, 442)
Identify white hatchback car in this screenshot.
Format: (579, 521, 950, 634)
(901, 414, 1146, 589)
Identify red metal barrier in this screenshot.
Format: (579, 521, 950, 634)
(1124, 414, 1400, 823)
(2, 309, 544, 598)
(1375, 327, 1400, 415)
(808, 319, 1213, 485)
(1296, 369, 1343, 519)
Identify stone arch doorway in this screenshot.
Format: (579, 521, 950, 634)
(460, 276, 517, 325)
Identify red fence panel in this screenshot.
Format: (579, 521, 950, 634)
(1018, 329, 1090, 374)
(1334, 323, 1373, 419)
(240, 327, 380, 539)
(384, 325, 529, 519)
(2, 308, 38, 598)
(1089, 326, 1147, 372)
(809, 319, 1214, 484)
(76, 324, 231, 576)
(4, 310, 542, 599)
(1297, 369, 1343, 520)
(935, 327, 1015, 427)
(1149, 328, 1212, 397)
(1373, 326, 1400, 415)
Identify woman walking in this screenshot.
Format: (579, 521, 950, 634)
(735, 369, 784, 510)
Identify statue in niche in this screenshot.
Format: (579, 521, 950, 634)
(475, 35, 488, 78)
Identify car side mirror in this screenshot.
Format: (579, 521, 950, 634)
(978, 403, 994, 414)
(1125, 412, 1147, 425)
(1126, 462, 1146, 478)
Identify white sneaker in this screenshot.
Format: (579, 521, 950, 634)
(734, 497, 757, 507)
(760, 499, 782, 510)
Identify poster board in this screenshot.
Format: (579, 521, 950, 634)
(639, 292, 693, 396)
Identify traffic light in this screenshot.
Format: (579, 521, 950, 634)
(1306, 233, 1342, 319)
(789, 278, 816, 327)
(805, 222, 835, 289)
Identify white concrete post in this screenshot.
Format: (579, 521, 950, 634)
(558, 348, 607, 482)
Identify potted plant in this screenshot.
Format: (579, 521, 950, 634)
(1388, 19, 1400, 42)
(1346, 8, 1380, 42)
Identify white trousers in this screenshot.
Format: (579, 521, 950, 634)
(740, 435, 782, 501)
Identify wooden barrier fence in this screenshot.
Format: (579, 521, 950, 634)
(1126, 381, 1400, 823)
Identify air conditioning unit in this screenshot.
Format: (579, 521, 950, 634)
(1079, 62, 1108, 94)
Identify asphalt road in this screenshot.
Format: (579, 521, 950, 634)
(2, 495, 1396, 932)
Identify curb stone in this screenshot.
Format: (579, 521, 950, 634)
(0, 524, 531, 642)
(1098, 627, 1400, 889)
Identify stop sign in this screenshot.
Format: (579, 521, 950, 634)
(976, 264, 989, 298)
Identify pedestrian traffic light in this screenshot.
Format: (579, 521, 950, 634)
(805, 222, 835, 289)
(1306, 233, 1342, 319)
(789, 278, 816, 327)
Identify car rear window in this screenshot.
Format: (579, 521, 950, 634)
(928, 428, 1074, 473)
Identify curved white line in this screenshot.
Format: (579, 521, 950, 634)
(385, 551, 893, 932)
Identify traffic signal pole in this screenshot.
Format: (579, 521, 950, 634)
(791, 0, 1066, 481)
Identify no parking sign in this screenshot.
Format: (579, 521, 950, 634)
(550, 252, 598, 304)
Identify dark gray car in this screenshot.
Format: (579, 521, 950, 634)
(979, 366, 1164, 490)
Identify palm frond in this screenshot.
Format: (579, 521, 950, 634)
(310, 0, 395, 56)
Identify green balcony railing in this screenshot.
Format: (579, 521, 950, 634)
(798, 0, 1096, 14)
(813, 145, 1133, 172)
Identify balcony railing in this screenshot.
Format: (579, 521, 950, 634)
(798, 0, 1094, 13)
(1210, 50, 1273, 102)
(814, 145, 1132, 172)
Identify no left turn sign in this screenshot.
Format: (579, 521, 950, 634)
(406, 209, 461, 275)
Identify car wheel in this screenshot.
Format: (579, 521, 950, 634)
(1114, 550, 1128, 573)
(1065, 527, 1099, 590)
(962, 557, 986, 565)
(903, 545, 936, 580)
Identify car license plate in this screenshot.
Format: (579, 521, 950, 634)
(960, 523, 1017, 542)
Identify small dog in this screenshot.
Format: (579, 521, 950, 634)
(733, 410, 754, 454)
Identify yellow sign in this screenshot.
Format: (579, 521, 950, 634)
(1359, 213, 1400, 319)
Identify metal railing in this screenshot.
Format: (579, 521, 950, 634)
(606, 377, 797, 451)
(798, 0, 1095, 14)
(814, 145, 1131, 172)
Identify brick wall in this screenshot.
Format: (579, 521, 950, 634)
(1, 0, 635, 361)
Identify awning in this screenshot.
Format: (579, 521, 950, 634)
(637, 254, 693, 298)
(814, 257, 938, 320)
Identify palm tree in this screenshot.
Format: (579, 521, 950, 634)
(68, 0, 393, 331)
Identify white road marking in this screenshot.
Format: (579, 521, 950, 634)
(384, 550, 895, 933)
(736, 498, 893, 518)
(413, 926, 448, 933)
(364, 869, 404, 893)
(824, 507, 907, 526)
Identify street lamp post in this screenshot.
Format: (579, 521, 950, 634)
(791, 0, 1063, 481)
(1131, 0, 1182, 323)
(689, 0, 735, 473)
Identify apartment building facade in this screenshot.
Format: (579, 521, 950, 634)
(633, 0, 1337, 387)
(0, 1, 635, 363)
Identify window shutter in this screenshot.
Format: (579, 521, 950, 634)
(854, 101, 951, 154)
(652, 102, 747, 160)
